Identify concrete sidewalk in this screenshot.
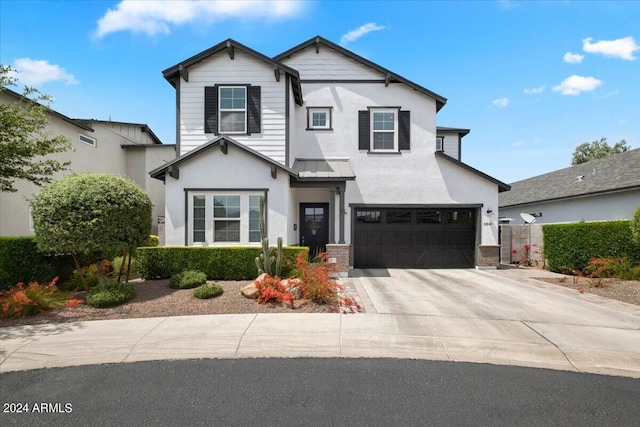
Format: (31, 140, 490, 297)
(2, 310, 639, 377)
(2, 268, 639, 377)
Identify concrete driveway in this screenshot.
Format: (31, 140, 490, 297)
(350, 267, 640, 376)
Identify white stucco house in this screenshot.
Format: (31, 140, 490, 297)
(150, 36, 510, 270)
(0, 88, 175, 238)
(499, 148, 640, 224)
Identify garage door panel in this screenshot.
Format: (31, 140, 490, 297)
(354, 208, 476, 268)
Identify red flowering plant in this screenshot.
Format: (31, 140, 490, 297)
(0, 277, 75, 318)
(254, 274, 295, 307)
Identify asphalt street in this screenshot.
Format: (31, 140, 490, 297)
(2, 358, 639, 426)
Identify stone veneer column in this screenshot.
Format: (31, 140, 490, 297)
(326, 244, 352, 277)
(478, 245, 500, 268)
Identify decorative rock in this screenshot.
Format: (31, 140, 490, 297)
(240, 283, 259, 299)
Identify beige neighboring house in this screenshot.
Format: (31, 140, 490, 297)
(0, 88, 175, 239)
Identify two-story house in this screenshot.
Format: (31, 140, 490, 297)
(0, 88, 175, 238)
(150, 36, 509, 271)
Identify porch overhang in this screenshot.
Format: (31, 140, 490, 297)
(290, 158, 355, 184)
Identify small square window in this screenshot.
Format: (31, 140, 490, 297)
(436, 137, 444, 152)
(307, 107, 332, 130)
(79, 134, 96, 146)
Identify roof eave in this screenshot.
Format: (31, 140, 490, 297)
(435, 152, 511, 192)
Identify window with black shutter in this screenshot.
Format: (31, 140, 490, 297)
(204, 85, 261, 135)
(359, 108, 410, 152)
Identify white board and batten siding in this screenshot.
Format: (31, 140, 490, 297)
(281, 46, 384, 80)
(179, 51, 287, 162)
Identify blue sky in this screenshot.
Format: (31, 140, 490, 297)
(1, 0, 638, 183)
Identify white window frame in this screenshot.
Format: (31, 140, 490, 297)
(436, 136, 444, 152)
(79, 134, 96, 147)
(307, 107, 331, 130)
(213, 195, 241, 243)
(188, 191, 265, 246)
(218, 86, 247, 134)
(370, 109, 398, 152)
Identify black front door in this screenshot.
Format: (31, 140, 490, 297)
(300, 203, 329, 256)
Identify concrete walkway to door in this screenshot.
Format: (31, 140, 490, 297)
(348, 267, 640, 377)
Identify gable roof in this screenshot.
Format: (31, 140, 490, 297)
(74, 119, 165, 145)
(162, 38, 303, 106)
(149, 136, 297, 181)
(273, 35, 447, 112)
(435, 152, 510, 192)
(499, 148, 640, 207)
(1, 88, 94, 132)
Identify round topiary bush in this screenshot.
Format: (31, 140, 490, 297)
(86, 282, 135, 308)
(193, 283, 223, 299)
(169, 270, 207, 289)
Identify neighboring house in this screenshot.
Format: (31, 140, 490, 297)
(0, 88, 175, 238)
(151, 36, 510, 270)
(499, 148, 640, 224)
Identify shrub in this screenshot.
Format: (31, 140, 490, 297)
(112, 255, 137, 279)
(255, 275, 294, 306)
(86, 282, 135, 308)
(193, 283, 223, 299)
(543, 221, 640, 272)
(584, 257, 640, 280)
(136, 246, 308, 280)
(0, 237, 52, 291)
(0, 277, 69, 318)
(146, 235, 160, 247)
(64, 260, 113, 291)
(632, 205, 640, 245)
(291, 252, 337, 305)
(169, 270, 207, 289)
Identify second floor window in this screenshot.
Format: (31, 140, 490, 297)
(307, 107, 332, 130)
(219, 86, 247, 133)
(371, 109, 398, 152)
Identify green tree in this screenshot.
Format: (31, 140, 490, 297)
(571, 137, 631, 165)
(32, 173, 152, 289)
(0, 65, 71, 192)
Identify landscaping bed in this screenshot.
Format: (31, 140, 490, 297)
(0, 279, 334, 328)
(535, 276, 640, 306)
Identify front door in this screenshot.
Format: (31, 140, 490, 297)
(300, 203, 329, 256)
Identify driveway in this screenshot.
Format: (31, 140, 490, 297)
(349, 268, 640, 376)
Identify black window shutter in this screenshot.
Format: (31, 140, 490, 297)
(358, 110, 370, 150)
(204, 86, 218, 135)
(247, 86, 261, 134)
(399, 110, 410, 151)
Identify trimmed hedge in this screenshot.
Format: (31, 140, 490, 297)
(543, 221, 640, 272)
(0, 237, 54, 290)
(135, 246, 309, 280)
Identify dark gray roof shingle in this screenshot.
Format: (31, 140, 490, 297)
(499, 148, 640, 207)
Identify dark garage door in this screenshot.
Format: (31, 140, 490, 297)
(354, 208, 476, 268)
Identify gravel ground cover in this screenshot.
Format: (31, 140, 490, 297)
(0, 280, 333, 327)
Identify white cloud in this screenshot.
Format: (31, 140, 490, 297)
(492, 97, 509, 107)
(512, 140, 525, 147)
(340, 23, 386, 45)
(563, 52, 584, 64)
(552, 75, 602, 95)
(523, 85, 545, 95)
(95, 0, 303, 38)
(582, 36, 639, 60)
(10, 58, 77, 86)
